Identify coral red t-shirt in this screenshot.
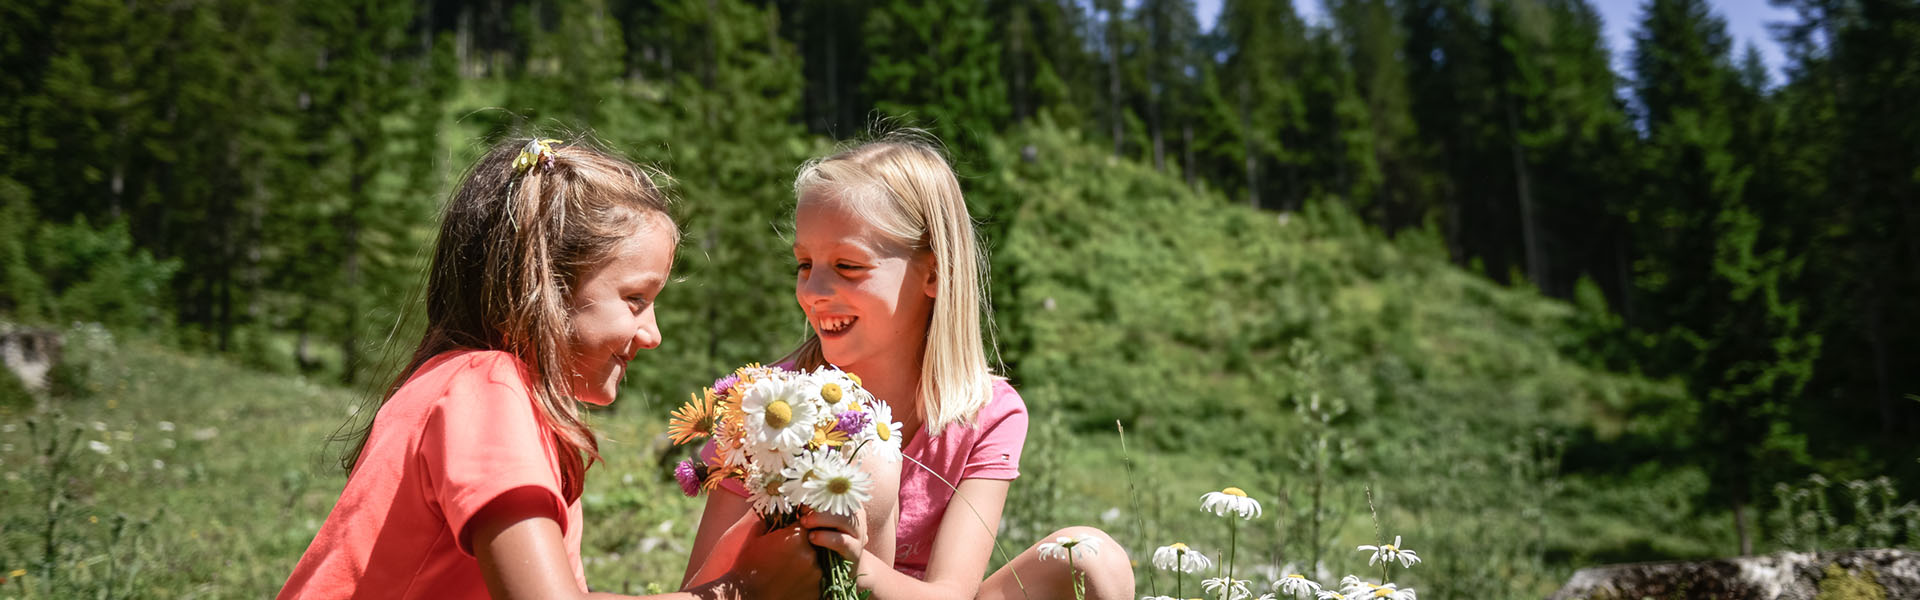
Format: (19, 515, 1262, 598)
(278, 350, 585, 600)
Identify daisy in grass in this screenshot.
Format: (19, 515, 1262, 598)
(1199, 487, 1261, 600)
(1200, 487, 1263, 519)
(1150, 542, 1211, 600)
(1202, 576, 1253, 600)
(1336, 576, 1369, 598)
(1356, 536, 1420, 568)
(1276, 573, 1322, 598)
(1315, 591, 1349, 600)
(1037, 534, 1103, 561)
(1151, 543, 1213, 573)
(1037, 534, 1103, 600)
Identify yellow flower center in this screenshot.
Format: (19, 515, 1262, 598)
(1373, 589, 1393, 598)
(1287, 574, 1307, 579)
(762, 478, 783, 496)
(765, 400, 793, 429)
(1170, 542, 1189, 551)
(821, 383, 843, 404)
(1222, 487, 1247, 497)
(877, 421, 892, 441)
(827, 476, 851, 495)
(847, 373, 862, 386)
(1383, 545, 1397, 552)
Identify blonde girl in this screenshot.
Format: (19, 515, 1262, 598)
(279, 138, 839, 600)
(683, 135, 1136, 599)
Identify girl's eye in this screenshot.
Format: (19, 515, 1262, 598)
(627, 296, 651, 311)
(835, 263, 862, 271)
(795, 261, 811, 273)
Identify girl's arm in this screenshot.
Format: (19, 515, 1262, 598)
(848, 477, 1013, 600)
(471, 487, 822, 600)
(680, 489, 754, 589)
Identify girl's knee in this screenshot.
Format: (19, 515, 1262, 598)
(1042, 526, 1136, 599)
(1044, 525, 1131, 573)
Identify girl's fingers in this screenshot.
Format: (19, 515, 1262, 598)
(807, 529, 861, 560)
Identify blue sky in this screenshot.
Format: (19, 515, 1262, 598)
(1193, 0, 1799, 86)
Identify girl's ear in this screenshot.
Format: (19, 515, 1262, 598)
(918, 253, 938, 299)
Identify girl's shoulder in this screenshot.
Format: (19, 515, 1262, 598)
(389, 349, 534, 410)
(980, 377, 1028, 421)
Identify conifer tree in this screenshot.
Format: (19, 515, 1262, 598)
(864, 0, 1010, 151)
(1630, 0, 1818, 555)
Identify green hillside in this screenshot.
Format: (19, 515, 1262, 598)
(0, 123, 1759, 599)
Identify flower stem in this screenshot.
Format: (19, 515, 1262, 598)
(1226, 518, 1238, 600)
(1069, 553, 1085, 600)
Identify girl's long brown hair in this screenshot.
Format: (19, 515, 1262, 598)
(340, 137, 673, 501)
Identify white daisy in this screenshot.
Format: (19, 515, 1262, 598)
(1037, 534, 1103, 562)
(740, 378, 820, 453)
(1150, 543, 1213, 573)
(1200, 486, 1262, 519)
(799, 452, 872, 517)
(1337, 576, 1369, 597)
(1355, 583, 1412, 600)
(743, 463, 796, 515)
(1202, 577, 1253, 600)
(777, 447, 830, 499)
(1276, 573, 1322, 598)
(1315, 591, 1349, 600)
(1356, 536, 1420, 568)
(859, 400, 905, 462)
(809, 368, 861, 410)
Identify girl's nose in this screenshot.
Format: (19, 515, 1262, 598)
(796, 269, 833, 307)
(633, 310, 661, 350)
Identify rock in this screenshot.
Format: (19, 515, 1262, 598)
(1550, 548, 1920, 600)
(0, 324, 62, 394)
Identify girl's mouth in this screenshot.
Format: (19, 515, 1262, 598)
(817, 315, 857, 336)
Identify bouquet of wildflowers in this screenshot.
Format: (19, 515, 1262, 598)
(667, 363, 903, 599)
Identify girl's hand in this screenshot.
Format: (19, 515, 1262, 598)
(725, 522, 823, 599)
(800, 507, 868, 561)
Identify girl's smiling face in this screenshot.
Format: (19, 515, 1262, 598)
(793, 195, 936, 373)
(565, 214, 676, 406)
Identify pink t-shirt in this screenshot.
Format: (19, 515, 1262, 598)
(706, 378, 1028, 580)
(892, 380, 1028, 579)
(278, 350, 586, 600)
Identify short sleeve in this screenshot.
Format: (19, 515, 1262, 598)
(962, 382, 1029, 481)
(419, 357, 569, 556)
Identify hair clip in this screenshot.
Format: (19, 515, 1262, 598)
(513, 138, 563, 175)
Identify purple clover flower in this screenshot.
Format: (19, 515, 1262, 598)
(833, 410, 870, 438)
(711, 374, 739, 396)
(674, 459, 703, 497)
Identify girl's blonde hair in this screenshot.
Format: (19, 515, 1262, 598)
(783, 134, 998, 433)
(343, 137, 674, 502)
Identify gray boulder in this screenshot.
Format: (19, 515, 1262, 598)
(1549, 548, 1918, 600)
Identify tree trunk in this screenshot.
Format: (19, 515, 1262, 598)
(1107, 2, 1122, 158)
(1183, 124, 1196, 189)
(1240, 79, 1258, 208)
(1734, 492, 1753, 556)
(1506, 100, 1543, 285)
